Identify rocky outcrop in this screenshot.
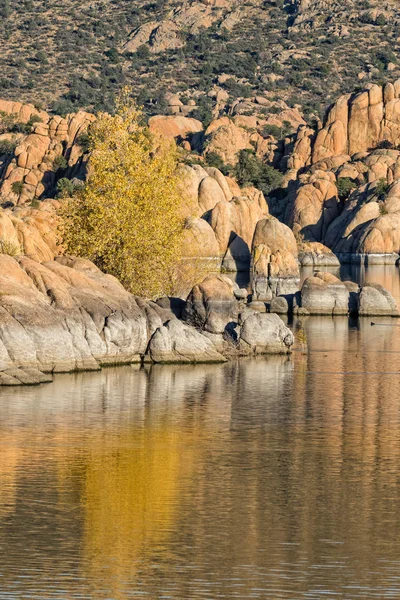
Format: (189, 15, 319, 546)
(358, 283, 399, 316)
(289, 81, 400, 171)
(298, 242, 340, 267)
(0, 105, 94, 204)
(209, 187, 269, 271)
(148, 115, 203, 151)
(282, 84, 400, 262)
(204, 118, 266, 165)
(177, 164, 269, 272)
(324, 178, 400, 261)
(0, 258, 296, 385)
(124, 2, 225, 54)
(251, 216, 300, 302)
(0, 253, 233, 375)
(0, 200, 59, 261)
(0, 254, 150, 373)
(285, 170, 339, 242)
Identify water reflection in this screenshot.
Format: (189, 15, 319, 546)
(0, 319, 400, 598)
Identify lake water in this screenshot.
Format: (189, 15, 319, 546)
(1, 312, 400, 599)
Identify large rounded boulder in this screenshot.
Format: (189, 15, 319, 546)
(239, 312, 294, 355)
(297, 272, 350, 315)
(148, 319, 226, 363)
(183, 274, 239, 334)
(358, 283, 399, 316)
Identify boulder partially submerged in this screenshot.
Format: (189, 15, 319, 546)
(296, 272, 350, 315)
(295, 271, 399, 317)
(240, 312, 294, 355)
(358, 283, 399, 317)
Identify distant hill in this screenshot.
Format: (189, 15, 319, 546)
(0, 0, 399, 120)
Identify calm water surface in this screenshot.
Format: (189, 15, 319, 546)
(1, 316, 400, 599)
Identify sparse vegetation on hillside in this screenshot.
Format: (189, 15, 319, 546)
(0, 0, 398, 118)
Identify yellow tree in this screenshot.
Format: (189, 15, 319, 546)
(59, 89, 184, 298)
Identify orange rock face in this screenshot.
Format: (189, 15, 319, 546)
(0, 201, 60, 262)
(0, 106, 94, 205)
(290, 80, 400, 170)
(148, 115, 203, 147)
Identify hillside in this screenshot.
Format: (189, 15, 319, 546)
(0, 0, 399, 120)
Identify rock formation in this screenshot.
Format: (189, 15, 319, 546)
(294, 272, 399, 317)
(0, 100, 94, 204)
(358, 283, 399, 316)
(0, 200, 59, 261)
(282, 82, 400, 263)
(183, 274, 239, 334)
(147, 319, 226, 363)
(239, 312, 294, 355)
(177, 164, 269, 272)
(296, 272, 351, 316)
(251, 216, 300, 302)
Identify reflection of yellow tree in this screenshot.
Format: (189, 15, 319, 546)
(79, 427, 196, 599)
(0, 436, 20, 520)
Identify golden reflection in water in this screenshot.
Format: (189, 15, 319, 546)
(0, 318, 399, 598)
(0, 440, 19, 519)
(80, 427, 197, 599)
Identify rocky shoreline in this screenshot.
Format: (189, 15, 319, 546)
(0, 250, 398, 387)
(0, 255, 295, 386)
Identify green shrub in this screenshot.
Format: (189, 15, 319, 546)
(9, 115, 43, 134)
(136, 44, 150, 60)
(11, 181, 24, 195)
(0, 139, 17, 155)
(76, 132, 91, 153)
(53, 155, 68, 171)
(376, 14, 387, 26)
(374, 178, 389, 200)
(378, 201, 388, 215)
(56, 177, 75, 198)
(190, 96, 213, 128)
(234, 149, 283, 196)
(205, 152, 231, 176)
(0, 0, 10, 18)
(262, 124, 281, 138)
(337, 177, 357, 201)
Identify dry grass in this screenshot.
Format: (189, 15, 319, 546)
(0, 237, 22, 256)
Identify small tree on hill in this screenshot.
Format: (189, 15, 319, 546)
(234, 149, 283, 196)
(59, 89, 184, 298)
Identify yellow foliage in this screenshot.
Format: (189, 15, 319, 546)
(59, 89, 184, 298)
